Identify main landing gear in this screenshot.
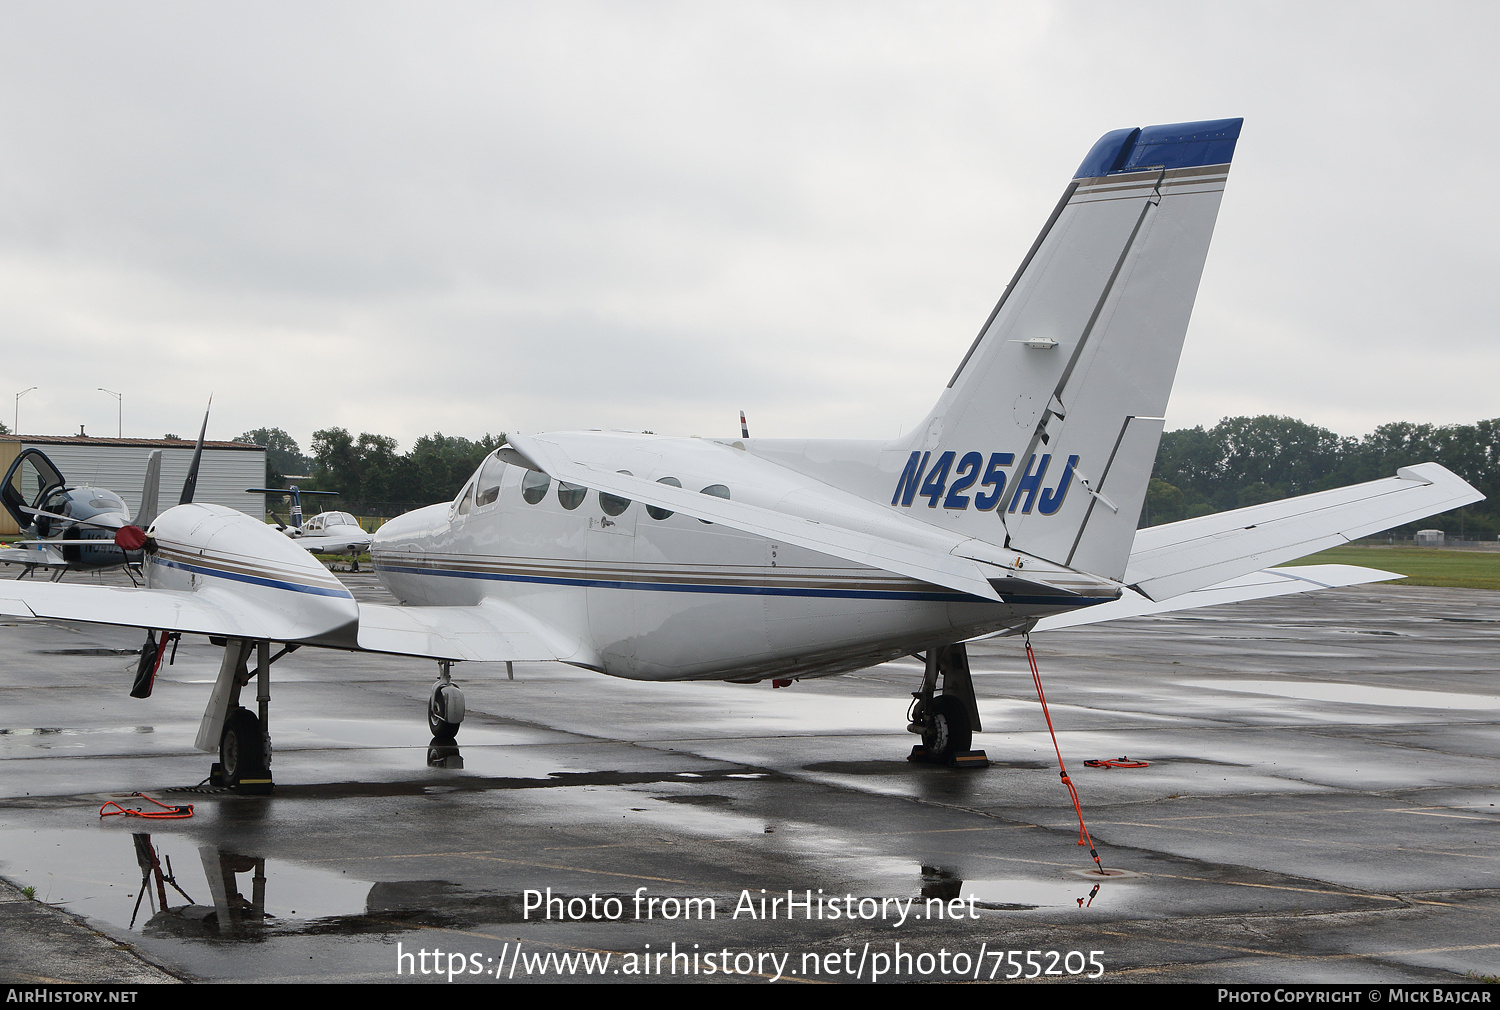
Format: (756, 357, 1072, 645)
(194, 639, 298, 793)
(428, 660, 466, 741)
(907, 643, 989, 769)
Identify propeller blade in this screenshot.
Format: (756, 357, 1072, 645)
(19, 505, 125, 531)
(178, 397, 211, 506)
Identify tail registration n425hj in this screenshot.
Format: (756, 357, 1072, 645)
(0, 118, 1480, 788)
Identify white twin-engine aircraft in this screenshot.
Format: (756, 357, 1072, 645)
(0, 118, 1480, 790)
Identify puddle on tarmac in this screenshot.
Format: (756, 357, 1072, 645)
(914, 864, 1132, 911)
(281, 717, 526, 749)
(0, 827, 372, 938)
(1180, 679, 1500, 711)
(0, 726, 155, 738)
(951, 877, 1125, 910)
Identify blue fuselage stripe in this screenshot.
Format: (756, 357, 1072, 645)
(148, 557, 354, 598)
(373, 562, 970, 601)
(372, 561, 1111, 610)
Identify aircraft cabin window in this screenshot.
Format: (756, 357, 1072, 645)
(599, 471, 633, 517)
(456, 484, 474, 516)
(698, 483, 730, 524)
(557, 482, 586, 510)
(475, 454, 506, 507)
(647, 477, 681, 520)
(521, 470, 551, 504)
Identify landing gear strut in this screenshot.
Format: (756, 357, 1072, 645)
(428, 660, 466, 741)
(196, 639, 296, 793)
(907, 643, 989, 768)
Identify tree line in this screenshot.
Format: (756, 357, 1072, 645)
(234, 426, 502, 517)
(234, 416, 1500, 535)
(1147, 416, 1500, 536)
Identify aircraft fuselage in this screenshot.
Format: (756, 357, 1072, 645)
(370, 434, 1101, 682)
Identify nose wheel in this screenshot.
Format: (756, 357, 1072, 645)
(428, 660, 465, 741)
(200, 640, 287, 793)
(219, 707, 272, 792)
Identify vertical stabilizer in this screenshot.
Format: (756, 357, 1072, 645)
(132, 450, 162, 527)
(888, 118, 1240, 581)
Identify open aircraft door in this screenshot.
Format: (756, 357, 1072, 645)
(2, 447, 65, 535)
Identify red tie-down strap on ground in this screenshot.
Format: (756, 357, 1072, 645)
(1084, 758, 1150, 769)
(99, 793, 194, 819)
(1024, 634, 1102, 872)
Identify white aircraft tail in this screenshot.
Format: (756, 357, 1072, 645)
(886, 118, 1241, 582)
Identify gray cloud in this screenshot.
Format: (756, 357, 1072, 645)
(1, 2, 1495, 451)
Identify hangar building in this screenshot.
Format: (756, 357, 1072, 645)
(0, 435, 266, 536)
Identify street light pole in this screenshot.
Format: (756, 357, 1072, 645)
(98, 388, 122, 437)
(14, 387, 36, 434)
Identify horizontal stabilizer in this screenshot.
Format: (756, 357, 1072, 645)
(1030, 563, 1401, 632)
(1125, 463, 1481, 601)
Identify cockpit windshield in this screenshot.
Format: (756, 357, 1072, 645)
(45, 487, 127, 521)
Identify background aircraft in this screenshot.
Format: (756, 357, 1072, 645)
(0, 446, 162, 582)
(0, 118, 1480, 794)
(247, 485, 374, 559)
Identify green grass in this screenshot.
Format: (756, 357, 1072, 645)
(1291, 545, 1500, 591)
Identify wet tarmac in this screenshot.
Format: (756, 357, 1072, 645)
(0, 571, 1496, 983)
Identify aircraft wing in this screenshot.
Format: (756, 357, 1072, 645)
(0, 581, 347, 642)
(356, 600, 564, 662)
(0, 544, 64, 566)
(1028, 563, 1400, 632)
(0, 566, 568, 662)
(291, 531, 372, 554)
(1124, 463, 1481, 601)
(507, 434, 1006, 602)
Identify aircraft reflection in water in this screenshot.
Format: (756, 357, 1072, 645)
(118, 835, 1053, 943)
(0, 118, 1482, 792)
(127, 834, 266, 939)
(126, 834, 424, 940)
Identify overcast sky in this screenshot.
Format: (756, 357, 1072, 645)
(1, 2, 1495, 454)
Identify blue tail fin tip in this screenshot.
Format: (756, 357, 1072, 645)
(1074, 117, 1243, 179)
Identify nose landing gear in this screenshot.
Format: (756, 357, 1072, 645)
(198, 639, 296, 793)
(428, 659, 465, 741)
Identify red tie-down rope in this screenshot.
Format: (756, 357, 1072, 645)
(99, 793, 194, 819)
(1024, 634, 1102, 872)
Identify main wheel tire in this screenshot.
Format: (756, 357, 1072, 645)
(922, 695, 972, 762)
(428, 688, 460, 741)
(220, 707, 268, 784)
